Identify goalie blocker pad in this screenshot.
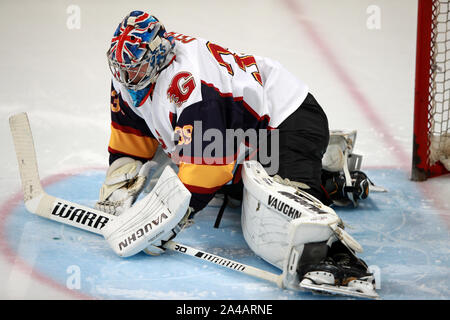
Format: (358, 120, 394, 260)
(241, 161, 363, 289)
(101, 166, 191, 257)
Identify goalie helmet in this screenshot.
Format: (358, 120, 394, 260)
(107, 11, 175, 90)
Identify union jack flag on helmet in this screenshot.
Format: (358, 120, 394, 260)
(107, 11, 175, 90)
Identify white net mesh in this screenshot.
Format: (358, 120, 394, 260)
(429, 0, 450, 170)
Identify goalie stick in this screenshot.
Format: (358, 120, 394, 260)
(9, 112, 116, 234)
(8, 112, 284, 289)
(164, 240, 283, 286)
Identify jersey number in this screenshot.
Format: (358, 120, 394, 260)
(206, 42, 262, 86)
(175, 125, 193, 146)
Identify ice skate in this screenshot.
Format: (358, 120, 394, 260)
(298, 242, 379, 299)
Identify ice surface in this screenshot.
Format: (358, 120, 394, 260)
(0, 0, 449, 299)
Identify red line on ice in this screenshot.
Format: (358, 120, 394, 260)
(282, 0, 450, 228)
(0, 167, 105, 300)
(282, 0, 410, 167)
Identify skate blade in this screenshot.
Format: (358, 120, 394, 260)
(300, 281, 380, 300)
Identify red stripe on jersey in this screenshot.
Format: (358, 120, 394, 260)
(111, 121, 148, 137)
(107, 146, 155, 160)
(183, 183, 222, 195)
(174, 153, 239, 166)
(169, 111, 175, 124)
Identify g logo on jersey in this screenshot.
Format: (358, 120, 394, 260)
(167, 71, 196, 107)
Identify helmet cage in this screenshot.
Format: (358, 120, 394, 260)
(107, 49, 157, 91)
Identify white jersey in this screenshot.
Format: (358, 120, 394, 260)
(109, 32, 309, 212)
(112, 32, 308, 156)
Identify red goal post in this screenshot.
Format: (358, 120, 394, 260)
(412, 0, 450, 181)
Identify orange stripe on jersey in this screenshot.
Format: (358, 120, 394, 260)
(178, 161, 236, 191)
(109, 124, 159, 159)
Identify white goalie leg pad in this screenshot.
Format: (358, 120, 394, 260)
(241, 187, 291, 269)
(101, 166, 191, 257)
(322, 130, 362, 172)
(322, 130, 388, 199)
(322, 130, 363, 206)
(241, 161, 363, 288)
(242, 161, 340, 269)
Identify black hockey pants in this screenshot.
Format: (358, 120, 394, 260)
(219, 92, 330, 204)
(269, 93, 330, 203)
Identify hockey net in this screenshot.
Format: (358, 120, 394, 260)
(412, 0, 450, 181)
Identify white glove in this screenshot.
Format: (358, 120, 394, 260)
(95, 157, 155, 215)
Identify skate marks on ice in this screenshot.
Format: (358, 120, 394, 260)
(0, 169, 449, 299)
(335, 169, 450, 299)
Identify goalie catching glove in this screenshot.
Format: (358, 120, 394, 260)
(95, 157, 156, 215)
